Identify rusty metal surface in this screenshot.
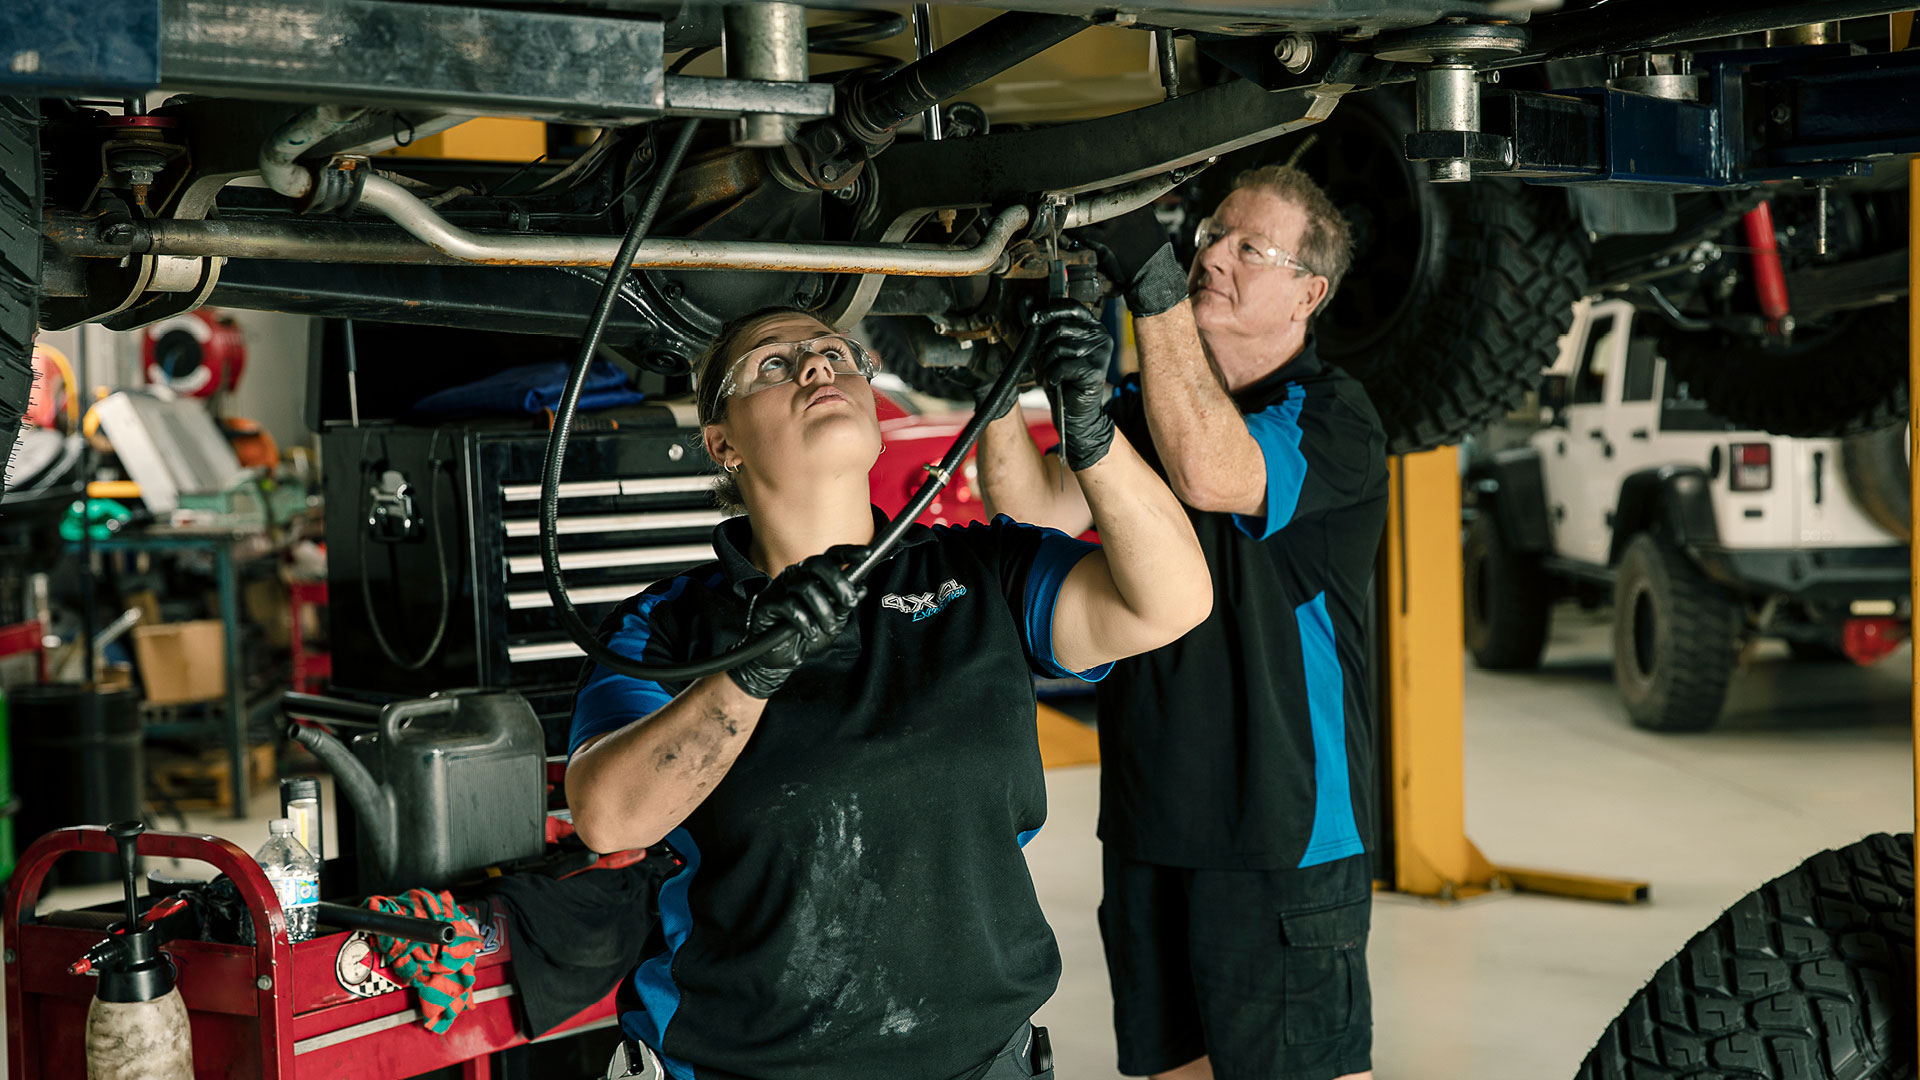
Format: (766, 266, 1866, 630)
(157, 0, 666, 123)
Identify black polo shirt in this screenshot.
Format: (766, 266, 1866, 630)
(1096, 340, 1390, 871)
(569, 509, 1106, 1080)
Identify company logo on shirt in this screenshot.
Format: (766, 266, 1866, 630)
(882, 579, 968, 622)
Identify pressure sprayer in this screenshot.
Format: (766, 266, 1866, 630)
(538, 117, 1054, 682)
(71, 821, 194, 1079)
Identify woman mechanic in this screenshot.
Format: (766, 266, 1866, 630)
(566, 300, 1211, 1080)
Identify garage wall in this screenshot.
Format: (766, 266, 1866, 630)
(34, 309, 314, 453)
(220, 309, 313, 450)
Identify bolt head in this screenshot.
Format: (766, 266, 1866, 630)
(256, 975, 273, 991)
(101, 223, 136, 245)
(1771, 104, 1792, 124)
(820, 163, 840, 182)
(1273, 33, 1315, 74)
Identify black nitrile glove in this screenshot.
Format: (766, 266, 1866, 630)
(1030, 301, 1116, 471)
(1070, 205, 1187, 318)
(728, 546, 868, 699)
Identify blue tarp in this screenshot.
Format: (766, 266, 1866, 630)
(412, 360, 645, 418)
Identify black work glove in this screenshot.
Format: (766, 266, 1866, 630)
(1030, 301, 1116, 471)
(728, 546, 868, 699)
(1070, 204, 1187, 318)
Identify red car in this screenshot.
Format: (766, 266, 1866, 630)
(869, 388, 1070, 531)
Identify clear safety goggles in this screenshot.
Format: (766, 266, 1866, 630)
(1193, 217, 1317, 275)
(717, 335, 878, 398)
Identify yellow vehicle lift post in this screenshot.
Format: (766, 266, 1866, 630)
(1380, 448, 1649, 904)
(1907, 149, 1918, 1027)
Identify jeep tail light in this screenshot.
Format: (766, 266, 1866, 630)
(1729, 442, 1772, 491)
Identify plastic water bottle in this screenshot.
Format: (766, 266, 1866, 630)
(257, 818, 320, 943)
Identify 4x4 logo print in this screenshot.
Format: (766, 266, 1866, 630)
(882, 579, 968, 622)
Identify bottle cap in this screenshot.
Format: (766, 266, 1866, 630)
(282, 776, 321, 802)
(268, 818, 293, 835)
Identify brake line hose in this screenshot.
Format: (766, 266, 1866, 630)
(538, 119, 1036, 682)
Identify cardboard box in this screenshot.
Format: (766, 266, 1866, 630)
(132, 620, 227, 706)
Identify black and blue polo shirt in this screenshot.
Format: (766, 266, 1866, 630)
(569, 508, 1107, 1080)
(1095, 339, 1390, 871)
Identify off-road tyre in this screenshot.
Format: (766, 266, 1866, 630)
(1220, 91, 1588, 455)
(1576, 832, 1916, 1080)
(1657, 296, 1908, 441)
(1611, 533, 1742, 732)
(1463, 512, 1551, 670)
(0, 97, 41, 482)
(1840, 422, 1911, 542)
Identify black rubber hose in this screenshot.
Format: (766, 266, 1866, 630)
(845, 331, 1035, 583)
(539, 118, 710, 681)
(540, 284, 1038, 682)
(850, 12, 1086, 135)
(315, 901, 456, 945)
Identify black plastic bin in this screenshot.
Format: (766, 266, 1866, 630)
(9, 685, 143, 886)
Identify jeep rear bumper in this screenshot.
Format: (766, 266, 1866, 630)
(1688, 544, 1910, 604)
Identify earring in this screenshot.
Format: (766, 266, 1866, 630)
(723, 461, 741, 475)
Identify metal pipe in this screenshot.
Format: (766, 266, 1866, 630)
(259, 105, 370, 200)
(724, 3, 808, 147)
(848, 12, 1085, 140)
(355, 176, 1029, 273)
(55, 191, 1033, 276)
(911, 4, 945, 140)
(1061, 174, 1185, 230)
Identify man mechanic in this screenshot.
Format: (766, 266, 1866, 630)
(977, 165, 1388, 1080)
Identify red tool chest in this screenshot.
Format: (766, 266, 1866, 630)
(5, 826, 618, 1079)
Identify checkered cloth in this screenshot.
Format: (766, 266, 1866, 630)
(367, 889, 484, 1033)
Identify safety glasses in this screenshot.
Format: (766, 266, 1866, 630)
(717, 335, 878, 399)
(1193, 217, 1317, 275)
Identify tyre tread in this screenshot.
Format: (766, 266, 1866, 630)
(1577, 834, 1916, 1080)
(0, 96, 41, 483)
(1614, 534, 1741, 732)
(1338, 182, 1588, 456)
(1660, 307, 1908, 440)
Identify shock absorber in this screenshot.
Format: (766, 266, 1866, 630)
(1741, 200, 1792, 336)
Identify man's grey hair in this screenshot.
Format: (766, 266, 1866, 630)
(1229, 164, 1354, 320)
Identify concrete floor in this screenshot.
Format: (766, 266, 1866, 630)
(1028, 606, 1916, 1080)
(20, 606, 1914, 1079)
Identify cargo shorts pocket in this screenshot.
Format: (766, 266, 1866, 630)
(1277, 897, 1371, 1046)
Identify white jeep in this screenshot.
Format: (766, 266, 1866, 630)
(1462, 297, 1911, 732)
